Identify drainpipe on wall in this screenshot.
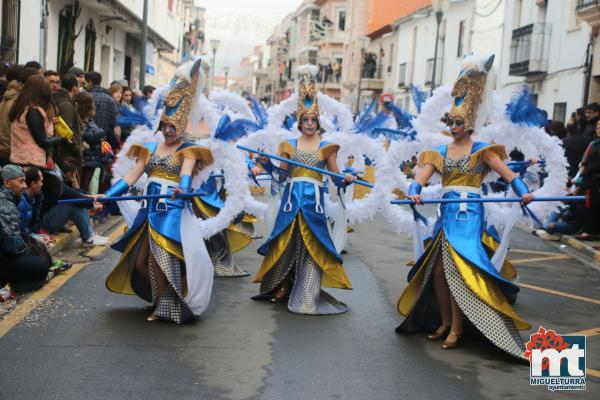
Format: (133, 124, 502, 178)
(39, 0, 49, 68)
(583, 34, 594, 107)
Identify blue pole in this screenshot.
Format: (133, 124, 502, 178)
(57, 191, 209, 205)
(391, 196, 585, 205)
(236, 144, 374, 188)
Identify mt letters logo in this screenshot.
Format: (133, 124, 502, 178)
(524, 326, 586, 391)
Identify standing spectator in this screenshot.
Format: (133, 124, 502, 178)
(546, 120, 566, 140)
(0, 164, 51, 292)
(75, 91, 106, 193)
(332, 60, 341, 83)
(8, 74, 60, 169)
(563, 120, 592, 178)
(576, 107, 587, 134)
(583, 102, 600, 139)
(24, 61, 43, 74)
(0, 61, 10, 99)
(44, 70, 61, 94)
(84, 71, 119, 149)
(0, 66, 38, 166)
(109, 82, 122, 104)
(577, 119, 600, 240)
(139, 85, 155, 108)
(53, 73, 83, 182)
(67, 67, 85, 90)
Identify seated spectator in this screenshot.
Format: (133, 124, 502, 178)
(0, 165, 51, 292)
(75, 91, 107, 194)
(18, 166, 44, 234)
(39, 164, 108, 246)
(535, 201, 584, 241)
(0, 65, 38, 166)
(8, 74, 61, 169)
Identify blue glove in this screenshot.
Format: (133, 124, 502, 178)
(179, 175, 193, 193)
(408, 182, 422, 196)
(104, 179, 129, 198)
(510, 176, 529, 197)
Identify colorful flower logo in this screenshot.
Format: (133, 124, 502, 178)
(523, 326, 570, 371)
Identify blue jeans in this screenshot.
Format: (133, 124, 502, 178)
(42, 205, 92, 241)
(543, 211, 579, 235)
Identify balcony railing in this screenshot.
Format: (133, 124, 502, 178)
(424, 58, 443, 86)
(577, 0, 599, 10)
(361, 64, 382, 80)
(509, 23, 551, 76)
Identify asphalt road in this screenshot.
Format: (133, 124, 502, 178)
(1, 217, 599, 400)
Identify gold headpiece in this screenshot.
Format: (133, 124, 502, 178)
(160, 59, 204, 136)
(448, 54, 494, 133)
(296, 64, 320, 120)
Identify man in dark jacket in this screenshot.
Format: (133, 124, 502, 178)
(54, 73, 84, 179)
(85, 71, 119, 149)
(0, 165, 50, 292)
(563, 122, 592, 178)
(583, 103, 600, 139)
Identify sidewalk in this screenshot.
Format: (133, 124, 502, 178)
(559, 234, 600, 262)
(0, 216, 124, 320)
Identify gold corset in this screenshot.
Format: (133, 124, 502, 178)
(417, 144, 508, 188)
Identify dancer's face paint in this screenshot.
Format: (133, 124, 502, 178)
(448, 117, 467, 139)
(300, 115, 320, 136)
(162, 123, 178, 145)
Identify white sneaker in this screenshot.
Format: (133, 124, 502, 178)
(535, 229, 560, 241)
(77, 233, 109, 246)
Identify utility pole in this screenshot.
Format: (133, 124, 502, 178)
(140, 0, 149, 89)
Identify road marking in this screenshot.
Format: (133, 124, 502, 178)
(510, 255, 572, 264)
(521, 283, 600, 306)
(568, 326, 600, 337)
(0, 224, 125, 339)
(509, 248, 565, 256)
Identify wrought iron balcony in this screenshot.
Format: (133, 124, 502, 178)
(509, 23, 551, 77)
(576, 0, 600, 30)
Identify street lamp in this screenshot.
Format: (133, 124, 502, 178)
(210, 39, 220, 89)
(430, 0, 447, 95)
(223, 66, 230, 89)
(355, 35, 371, 113)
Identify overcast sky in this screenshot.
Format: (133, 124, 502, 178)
(195, 0, 303, 77)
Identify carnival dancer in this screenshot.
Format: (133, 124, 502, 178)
(396, 55, 533, 357)
(101, 59, 214, 323)
(253, 65, 356, 314)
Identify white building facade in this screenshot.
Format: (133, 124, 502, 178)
(3, 0, 198, 88)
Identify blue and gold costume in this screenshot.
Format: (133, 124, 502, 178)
(254, 139, 351, 314)
(396, 55, 530, 357)
(107, 141, 213, 323)
(396, 142, 530, 357)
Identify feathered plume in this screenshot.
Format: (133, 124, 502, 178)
(410, 84, 427, 113)
(214, 114, 261, 142)
(117, 105, 151, 128)
(505, 87, 548, 127)
(354, 98, 377, 132)
(250, 97, 269, 128)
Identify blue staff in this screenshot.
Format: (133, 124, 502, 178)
(57, 191, 210, 205)
(391, 196, 585, 205)
(236, 144, 374, 188)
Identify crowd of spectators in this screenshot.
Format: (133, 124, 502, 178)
(0, 59, 154, 296)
